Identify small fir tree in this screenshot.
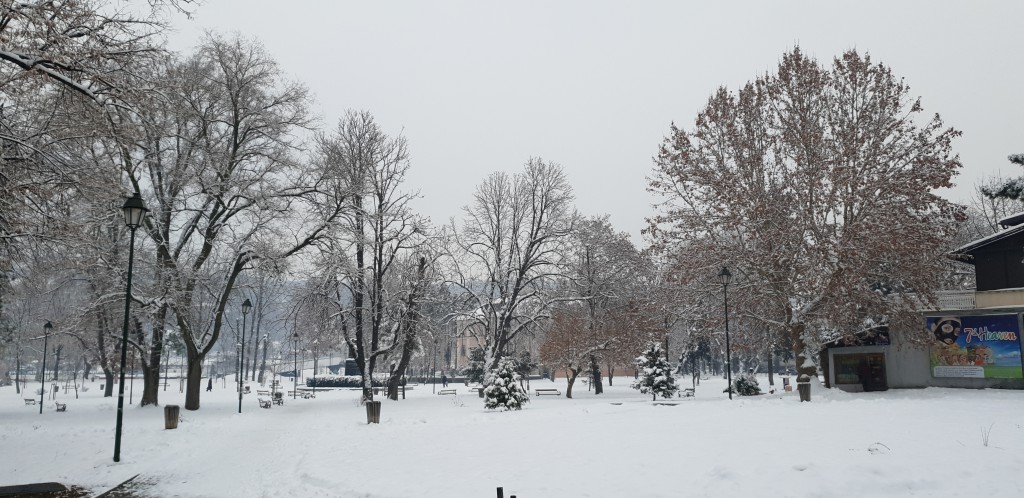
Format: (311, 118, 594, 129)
(483, 357, 530, 411)
(632, 343, 679, 401)
(462, 347, 485, 384)
(733, 373, 761, 396)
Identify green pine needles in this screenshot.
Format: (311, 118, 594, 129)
(632, 343, 680, 401)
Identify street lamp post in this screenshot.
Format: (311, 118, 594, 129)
(39, 321, 51, 414)
(259, 334, 269, 385)
(114, 193, 147, 463)
(238, 298, 251, 414)
(293, 332, 299, 400)
(718, 267, 734, 400)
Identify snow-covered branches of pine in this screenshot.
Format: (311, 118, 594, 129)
(483, 357, 530, 411)
(632, 342, 679, 400)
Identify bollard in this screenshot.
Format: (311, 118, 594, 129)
(366, 400, 381, 424)
(164, 405, 180, 429)
(497, 487, 503, 498)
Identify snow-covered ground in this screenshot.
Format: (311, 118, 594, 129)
(2, 374, 1024, 497)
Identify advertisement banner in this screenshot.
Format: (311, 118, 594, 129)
(927, 314, 1023, 379)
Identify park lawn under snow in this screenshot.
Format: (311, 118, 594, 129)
(2, 375, 1024, 497)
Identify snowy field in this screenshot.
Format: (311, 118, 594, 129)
(2, 375, 1024, 497)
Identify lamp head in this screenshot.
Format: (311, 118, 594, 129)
(241, 298, 252, 315)
(121, 192, 149, 228)
(44, 321, 52, 332)
(718, 267, 733, 286)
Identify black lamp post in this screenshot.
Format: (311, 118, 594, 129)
(238, 298, 251, 414)
(293, 332, 299, 400)
(114, 193, 147, 462)
(311, 339, 318, 396)
(718, 267, 733, 400)
(39, 321, 52, 414)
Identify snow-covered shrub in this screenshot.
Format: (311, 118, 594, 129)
(733, 373, 761, 396)
(632, 343, 679, 400)
(305, 375, 385, 388)
(483, 357, 530, 411)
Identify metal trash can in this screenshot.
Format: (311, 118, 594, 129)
(164, 405, 180, 429)
(366, 401, 381, 424)
(797, 382, 811, 402)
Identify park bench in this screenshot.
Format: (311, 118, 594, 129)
(683, 388, 695, 397)
(467, 386, 483, 394)
(438, 389, 457, 395)
(258, 398, 272, 409)
(24, 398, 36, 405)
(534, 388, 561, 396)
(55, 402, 67, 412)
(256, 390, 270, 396)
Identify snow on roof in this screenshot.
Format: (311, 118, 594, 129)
(998, 210, 1024, 228)
(951, 223, 1024, 262)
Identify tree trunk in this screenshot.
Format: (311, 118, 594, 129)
(184, 350, 205, 410)
(768, 349, 775, 387)
(140, 361, 161, 407)
(607, 364, 614, 386)
(140, 306, 167, 406)
(790, 322, 816, 387)
(103, 368, 114, 397)
(589, 355, 603, 395)
(565, 368, 580, 399)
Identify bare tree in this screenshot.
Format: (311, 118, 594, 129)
(309, 110, 425, 403)
(120, 34, 344, 410)
(446, 158, 575, 382)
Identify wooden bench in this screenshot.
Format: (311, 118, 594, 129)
(467, 386, 483, 394)
(535, 388, 561, 396)
(438, 389, 457, 395)
(258, 398, 272, 409)
(24, 398, 36, 405)
(256, 390, 270, 397)
(683, 388, 695, 397)
(55, 402, 67, 412)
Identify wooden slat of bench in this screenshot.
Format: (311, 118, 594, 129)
(438, 389, 456, 395)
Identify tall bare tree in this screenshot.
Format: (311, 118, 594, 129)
(309, 110, 424, 402)
(447, 158, 575, 381)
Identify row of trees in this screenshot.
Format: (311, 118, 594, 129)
(0, 2, 1010, 413)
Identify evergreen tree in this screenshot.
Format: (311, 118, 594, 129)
(632, 343, 679, 401)
(982, 154, 1024, 201)
(483, 357, 530, 411)
(462, 347, 485, 384)
(733, 372, 761, 396)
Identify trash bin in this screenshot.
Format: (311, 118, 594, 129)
(478, 388, 485, 398)
(164, 405, 180, 429)
(797, 382, 811, 402)
(366, 400, 381, 424)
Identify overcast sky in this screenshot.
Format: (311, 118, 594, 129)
(167, 1, 1024, 244)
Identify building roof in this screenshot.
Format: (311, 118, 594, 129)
(950, 223, 1024, 264)
(998, 210, 1024, 228)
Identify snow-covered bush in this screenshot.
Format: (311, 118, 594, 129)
(733, 373, 761, 396)
(483, 357, 530, 411)
(305, 375, 386, 388)
(632, 343, 679, 400)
